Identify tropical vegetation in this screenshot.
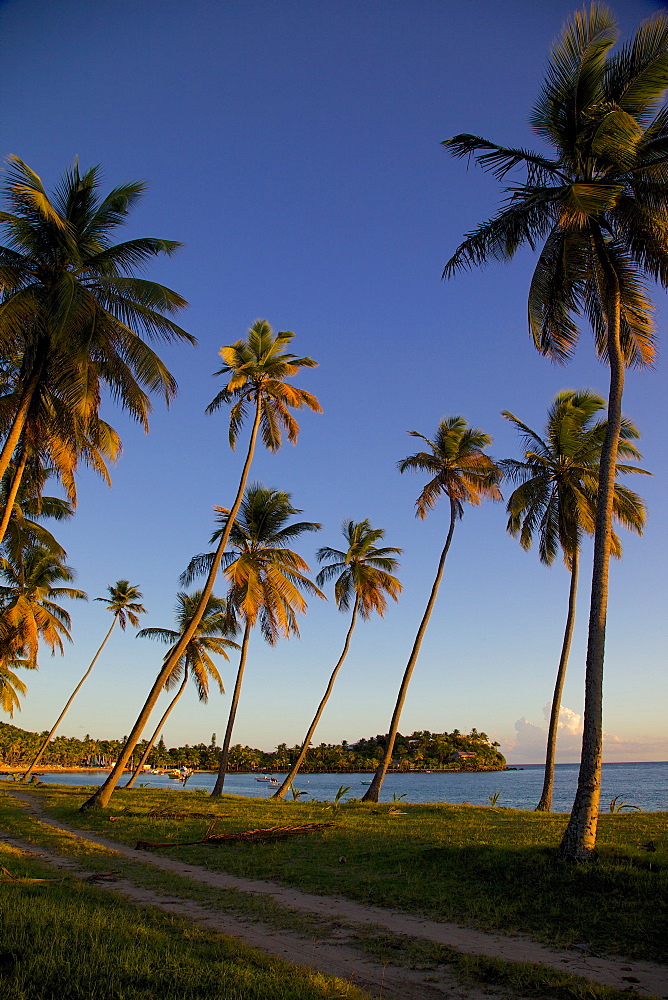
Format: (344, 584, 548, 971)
(0, 720, 504, 772)
(21, 580, 146, 783)
(272, 519, 402, 800)
(362, 418, 502, 802)
(183, 484, 323, 796)
(124, 590, 237, 787)
(443, 3, 668, 858)
(501, 391, 647, 811)
(79, 320, 321, 811)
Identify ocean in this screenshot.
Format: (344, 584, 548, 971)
(29, 760, 668, 811)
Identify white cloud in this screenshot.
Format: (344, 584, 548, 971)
(498, 706, 668, 763)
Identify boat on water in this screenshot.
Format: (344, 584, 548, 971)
(168, 767, 193, 781)
(254, 775, 277, 782)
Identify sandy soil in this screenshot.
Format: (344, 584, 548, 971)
(2, 790, 666, 1000)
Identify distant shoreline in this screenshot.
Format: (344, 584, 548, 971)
(2, 762, 664, 775)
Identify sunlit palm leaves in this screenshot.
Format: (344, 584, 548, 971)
(0, 156, 193, 533)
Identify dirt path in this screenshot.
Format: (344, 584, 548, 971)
(3, 791, 667, 999)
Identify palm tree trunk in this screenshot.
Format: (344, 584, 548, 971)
(211, 620, 251, 797)
(124, 671, 189, 788)
(362, 500, 458, 803)
(536, 548, 579, 811)
(80, 394, 263, 812)
(272, 596, 360, 801)
(0, 440, 28, 549)
(559, 276, 623, 860)
(0, 365, 42, 494)
(21, 615, 118, 783)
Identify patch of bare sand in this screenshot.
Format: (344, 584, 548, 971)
(3, 791, 667, 999)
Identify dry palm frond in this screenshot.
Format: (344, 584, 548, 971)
(135, 821, 336, 850)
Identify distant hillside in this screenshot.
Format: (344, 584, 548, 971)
(0, 722, 505, 771)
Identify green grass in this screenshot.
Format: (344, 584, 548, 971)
(0, 837, 369, 1000)
(4, 783, 668, 965)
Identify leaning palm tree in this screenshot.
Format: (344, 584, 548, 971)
(21, 581, 146, 782)
(181, 484, 323, 797)
(272, 519, 402, 801)
(81, 321, 320, 811)
(124, 591, 238, 787)
(442, 6, 668, 857)
(0, 156, 194, 543)
(362, 418, 501, 803)
(502, 391, 647, 811)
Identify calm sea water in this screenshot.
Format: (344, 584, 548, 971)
(30, 761, 668, 812)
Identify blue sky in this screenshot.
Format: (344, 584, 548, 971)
(1, 0, 665, 763)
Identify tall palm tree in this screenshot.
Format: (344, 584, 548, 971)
(442, 6, 668, 858)
(0, 156, 194, 544)
(362, 418, 501, 802)
(125, 590, 238, 787)
(181, 484, 322, 797)
(81, 321, 320, 811)
(501, 391, 647, 811)
(272, 519, 402, 801)
(21, 581, 146, 782)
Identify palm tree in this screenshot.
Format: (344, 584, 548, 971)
(125, 590, 238, 787)
(501, 391, 647, 811)
(81, 321, 320, 811)
(0, 545, 87, 669)
(20, 581, 146, 782)
(0, 156, 194, 544)
(0, 457, 74, 567)
(0, 655, 29, 717)
(362, 418, 501, 802)
(442, 6, 668, 858)
(272, 519, 402, 801)
(181, 484, 323, 797)
(0, 545, 86, 714)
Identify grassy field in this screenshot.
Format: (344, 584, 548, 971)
(0, 837, 369, 1000)
(4, 782, 666, 965)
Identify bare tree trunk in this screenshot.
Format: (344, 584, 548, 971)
(536, 548, 579, 811)
(211, 621, 251, 797)
(80, 395, 263, 811)
(124, 671, 189, 788)
(559, 278, 623, 860)
(21, 616, 118, 782)
(0, 366, 42, 494)
(362, 500, 457, 803)
(0, 441, 28, 549)
(272, 596, 360, 801)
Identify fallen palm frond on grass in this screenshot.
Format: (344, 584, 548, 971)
(1, 865, 64, 884)
(110, 810, 233, 821)
(135, 822, 337, 851)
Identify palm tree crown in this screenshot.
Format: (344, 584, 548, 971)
(316, 519, 402, 618)
(443, 6, 668, 368)
(400, 417, 503, 517)
(0, 545, 87, 671)
(137, 590, 237, 701)
(0, 157, 194, 528)
(95, 580, 147, 631)
(207, 319, 322, 451)
(184, 484, 324, 642)
(502, 390, 647, 566)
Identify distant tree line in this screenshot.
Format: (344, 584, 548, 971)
(0, 722, 505, 772)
